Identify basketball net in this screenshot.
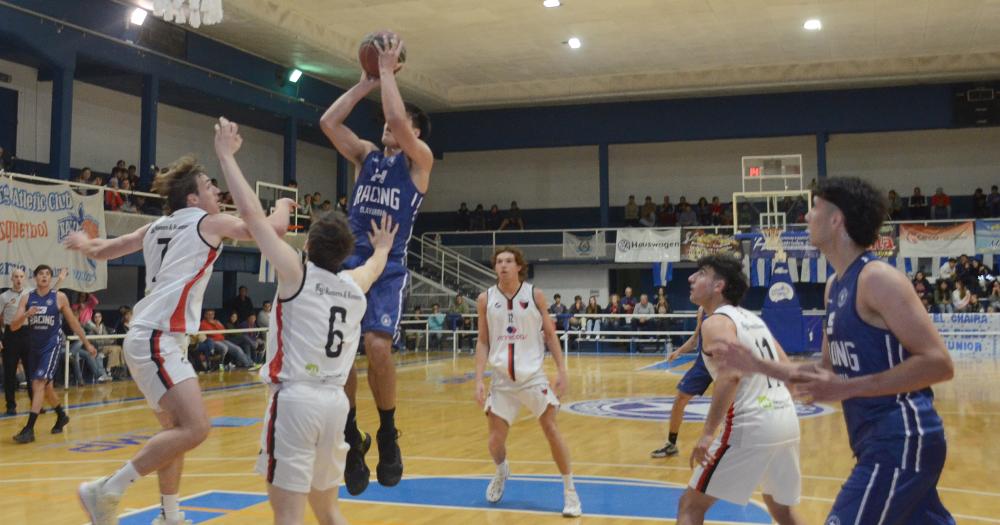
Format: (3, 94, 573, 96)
(762, 227, 787, 263)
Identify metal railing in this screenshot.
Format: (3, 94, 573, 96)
(410, 234, 495, 293)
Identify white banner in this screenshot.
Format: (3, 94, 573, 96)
(614, 228, 681, 263)
(562, 232, 600, 258)
(0, 176, 107, 291)
(899, 223, 975, 257)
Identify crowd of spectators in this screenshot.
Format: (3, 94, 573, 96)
(888, 186, 1000, 221)
(454, 201, 526, 231)
(914, 255, 999, 313)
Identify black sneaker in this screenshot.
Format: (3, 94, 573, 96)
(52, 413, 70, 434)
(344, 432, 371, 496)
(13, 427, 35, 444)
(376, 429, 403, 487)
(5, 407, 15, 416)
(650, 442, 679, 458)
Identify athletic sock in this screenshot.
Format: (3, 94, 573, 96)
(562, 474, 575, 492)
(668, 432, 678, 445)
(104, 461, 140, 495)
(377, 407, 396, 436)
(25, 412, 39, 430)
(161, 493, 180, 521)
(344, 407, 361, 446)
(54, 405, 66, 418)
(496, 459, 509, 476)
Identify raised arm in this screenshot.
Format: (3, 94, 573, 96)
(474, 291, 490, 406)
(64, 224, 150, 261)
(533, 288, 569, 397)
(376, 37, 433, 187)
(343, 214, 399, 293)
(319, 74, 380, 167)
(199, 199, 293, 246)
(213, 117, 303, 299)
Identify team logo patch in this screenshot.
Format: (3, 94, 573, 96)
(837, 288, 849, 308)
(493, 302, 502, 309)
(826, 516, 842, 525)
(506, 325, 517, 334)
(564, 396, 836, 422)
(380, 314, 392, 327)
(519, 300, 530, 309)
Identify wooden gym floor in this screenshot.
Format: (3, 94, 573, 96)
(0, 350, 998, 524)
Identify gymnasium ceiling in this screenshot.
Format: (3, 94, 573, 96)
(128, 0, 1000, 111)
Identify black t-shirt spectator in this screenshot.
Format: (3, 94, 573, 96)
(227, 288, 255, 323)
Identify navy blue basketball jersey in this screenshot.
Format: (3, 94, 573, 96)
(348, 150, 424, 265)
(26, 289, 63, 350)
(826, 252, 944, 468)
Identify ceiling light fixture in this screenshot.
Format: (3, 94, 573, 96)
(287, 69, 303, 83)
(567, 37, 581, 49)
(543, 0, 561, 7)
(804, 19, 822, 31)
(130, 8, 148, 26)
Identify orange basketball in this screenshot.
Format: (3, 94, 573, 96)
(358, 31, 406, 78)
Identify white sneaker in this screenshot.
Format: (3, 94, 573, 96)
(78, 477, 121, 525)
(151, 511, 193, 525)
(97, 375, 111, 383)
(562, 490, 582, 517)
(485, 462, 509, 503)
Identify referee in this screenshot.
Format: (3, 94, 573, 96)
(1, 268, 33, 415)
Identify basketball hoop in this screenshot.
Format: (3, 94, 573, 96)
(153, 0, 223, 28)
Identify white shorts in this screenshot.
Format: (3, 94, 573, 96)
(255, 382, 350, 493)
(123, 327, 197, 411)
(484, 377, 560, 426)
(689, 440, 801, 506)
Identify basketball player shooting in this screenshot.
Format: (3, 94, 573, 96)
(319, 32, 433, 495)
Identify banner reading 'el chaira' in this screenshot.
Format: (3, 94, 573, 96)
(615, 228, 681, 263)
(0, 176, 107, 291)
(898, 222, 975, 257)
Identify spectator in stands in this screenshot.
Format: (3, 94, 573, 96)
(487, 204, 503, 230)
(77, 167, 94, 185)
(939, 258, 957, 282)
(257, 300, 272, 328)
(119, 178, 139, 213)
(920, 296, 933, 313)
(199, 309, 254, 369)
(952, 281, 972, 313)
(624, 195, 639, 227)
(963, 259, 984, 296)
(631, 294, 655, 331)
(930, 187, 951, 219)
(933, 280, 953, 313)
(967, 294, 986, 313)
(605, 293, 623, 330)
(86, 311, 124, 380)
(658, 195, 676, 226)
(549, 294, 569, 315)
(912, 271, 931, 300)
(300, 194, 314, 219)
(499, 201, 525, 230)
(114, 306, 132, 334)
(908, 186, 929, 220)
(224, 311, 259, 364)
(710, 196, 724, 225)
(68, 338, 111, 385)
(0, 145, 12, 171)
(973, 188, 988, 218)
(887, 190, 903, 221)
(621, 286, 637, 315)
(242, 314, 266, 363)
(71, 292, 99, 326)
(226, 286, 255, 323)
(584, 296, 601, 338)
(449, 294, 473, 348)
(568, 295, 585, 332)
(457, 202, 470, 231)
(311, 191, 323, 209)
(695, 197, 711, 225)
(104, 176, 124, 211)
(336, 195, 348, 214)
(115, 159, 126, 171)
(990, 281, 1000, 311)
(426, 304, 445, 350)
(677, 202, 698, 226)
(319, 200, 332, 212)
(470, 204, 487, 230)
(638, 196, 656, 227)
(989, 185, 1000, 217)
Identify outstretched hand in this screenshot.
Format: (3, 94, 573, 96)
(214, 117, 243, 157)
(374, 34, 404, 75)
(64, 231, 93, 254)
(368, 214, 399, 251)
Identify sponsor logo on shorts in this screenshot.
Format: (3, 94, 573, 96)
(564, 396, 836, 422)
(381, 314, 392, 326)
(826, 516, 841, 525)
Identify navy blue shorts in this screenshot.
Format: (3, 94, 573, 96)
(676, 353, 712, 396)
(826, 436, 954, 525)
(342, 256, 408, 342)
(29, 341, 62, 382)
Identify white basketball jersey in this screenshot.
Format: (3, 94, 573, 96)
(486, 283, 546, 385)
(261, 261, 366, 387)
(132, 208, 221, 334)
(705, 305, 799, 448)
